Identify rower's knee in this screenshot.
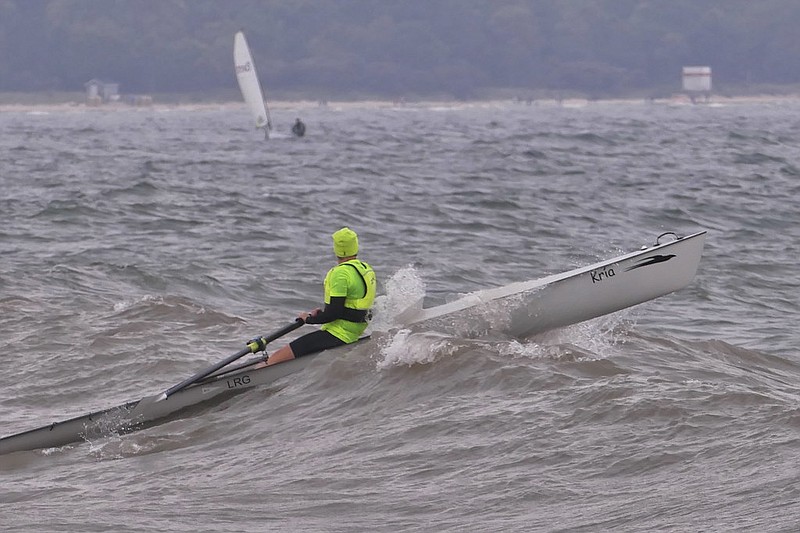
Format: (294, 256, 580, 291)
(267, 345, 296, 365)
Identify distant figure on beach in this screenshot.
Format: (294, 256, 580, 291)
(292, 118, 306, 137)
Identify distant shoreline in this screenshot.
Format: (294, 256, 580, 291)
(2, 92, 800, 113)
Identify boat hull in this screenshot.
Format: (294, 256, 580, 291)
(408, 231, 706, 338)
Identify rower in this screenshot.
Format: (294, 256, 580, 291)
(253, 227, 376, 366)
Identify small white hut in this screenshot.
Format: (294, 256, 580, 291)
(84, 79, 120, 104)
(682, 66, 712, 102)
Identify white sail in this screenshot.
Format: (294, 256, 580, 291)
(233, 31, 271, 134)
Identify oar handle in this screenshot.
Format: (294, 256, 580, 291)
(159, 318, 305, 401)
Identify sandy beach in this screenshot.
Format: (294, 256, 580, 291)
(3, 91, 800, 115)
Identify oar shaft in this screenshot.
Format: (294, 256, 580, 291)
(159, 318, 304, 401)
(160, 346, 251, 399)
(258, 317, 305, 345)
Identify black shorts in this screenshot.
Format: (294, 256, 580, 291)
(289, 329, 346, 358)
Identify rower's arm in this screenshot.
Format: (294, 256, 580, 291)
(304, 297, 346, 324)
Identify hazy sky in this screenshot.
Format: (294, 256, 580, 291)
(2, 0, 799, 98)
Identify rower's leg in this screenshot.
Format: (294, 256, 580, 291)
(267, 345, 296, 365)
(252, 345, 296, 368)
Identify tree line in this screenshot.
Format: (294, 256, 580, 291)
(2, 0, 799, 100)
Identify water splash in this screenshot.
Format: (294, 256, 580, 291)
(374, 295, 638, 369)
(113, 294, 162, 312)
(375, 329, 459, 369)
(370, 265, 426, 331)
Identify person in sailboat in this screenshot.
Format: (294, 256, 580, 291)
(291, 117, 306, 137)
(252, 227, 376, 367)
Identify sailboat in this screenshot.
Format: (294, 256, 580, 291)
(234, 30, 272, 138)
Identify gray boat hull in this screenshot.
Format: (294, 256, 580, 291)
(407, 231, 706, 338)
(0, 354, 319, 456)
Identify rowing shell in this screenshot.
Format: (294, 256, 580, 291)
(406, 230, 707, 338)
(0, 230, 706, 455)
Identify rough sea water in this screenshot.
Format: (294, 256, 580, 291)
(1, 99, 799, 532)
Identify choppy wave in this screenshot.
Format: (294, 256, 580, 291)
(2, 101, 799, 532)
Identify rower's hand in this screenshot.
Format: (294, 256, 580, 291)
(247, 336, 268, 353)
(298, 308, 319, 322)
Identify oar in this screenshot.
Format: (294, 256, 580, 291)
(154, 318, 304, 402)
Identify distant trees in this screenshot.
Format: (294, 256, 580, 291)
(1, 0, 799, 98)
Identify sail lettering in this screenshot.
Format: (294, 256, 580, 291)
(590, 267, 615, 284)
(235, 62, 251, 74)
(227, 375, 251, 389)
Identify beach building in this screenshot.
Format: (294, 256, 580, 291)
(682, 66, 712, 103)
(84, 79, 120, 104)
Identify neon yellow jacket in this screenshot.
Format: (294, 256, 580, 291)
(319, 259, 376, 343)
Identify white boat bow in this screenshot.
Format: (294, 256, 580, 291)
(408, 230, 706, 338)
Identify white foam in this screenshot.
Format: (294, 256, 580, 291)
(370, 265, 426, 331)
(375, 329, 454, 369)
